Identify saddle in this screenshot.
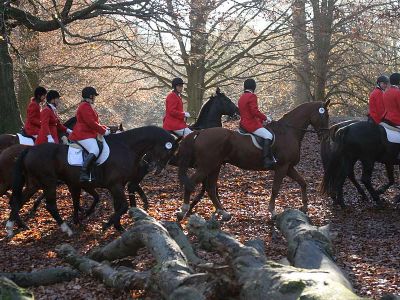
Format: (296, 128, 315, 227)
(379, 122, 400, 144)
(237, 126, 275, 150)
(67, 138, 110, 166)
(17, 129, 35, 146)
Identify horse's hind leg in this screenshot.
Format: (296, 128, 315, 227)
(104, 184, 128, 232)
(348, 168, 368, 201)
(268, 164, 289, 218)
(376, 163, 394, 195)
(206, 168, 231, 221)
(360, 161, 383, 206)
(83, 186, 100, 217)
(26, 193, 45, 220)
(287, 166, 308, 213)
(43, 183, 73, 236)
(188, 181, 207, 215)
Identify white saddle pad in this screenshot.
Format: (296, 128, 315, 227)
(236, 131, 263, 149)
(67, 140, 110, 166)
(16, 133, 35, 146)
(380, 122, 400, 143)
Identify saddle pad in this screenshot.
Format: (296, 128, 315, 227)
(380, 124, 400, 143)
(16, 133, 34, 146)
(67, 140, 110, 166)
(236, 130, 263, 149)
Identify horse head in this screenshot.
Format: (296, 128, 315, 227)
(147, 130, 179, 175)
(214, 87, 240, 119)
(309, 99, 330, 139)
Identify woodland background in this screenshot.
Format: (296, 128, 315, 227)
(1, 0, 400, 132)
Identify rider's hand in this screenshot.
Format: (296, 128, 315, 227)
(104, 128, 111, 136)
(47, 135, 55, 143)
(184, 112, 191, 118)
(66, 128, 72, 134)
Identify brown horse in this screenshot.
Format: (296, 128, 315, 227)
(7, 126, 177, 237)
(177, 101, 330, 220)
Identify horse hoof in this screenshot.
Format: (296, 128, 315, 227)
(219, 211, 232, 222)
(115, 226, 125, 233)
(60, 222, 74, 237)
(102, 222, 111, 232)
(300, 206, 308, 214)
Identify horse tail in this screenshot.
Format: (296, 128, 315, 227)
(178, 133, 198, 192)
(11, 147, 30, 203)
(320, 127, 349, 196)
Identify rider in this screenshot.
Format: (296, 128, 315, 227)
(69, 87, 110, 182)
(238, 78, 276, 168)
(36, 90, 71, 145)
(368, 75, 389, 124)
(163, 77, 193, 137)
(23, 86, 47, 138)
(382, 73, 400, 127)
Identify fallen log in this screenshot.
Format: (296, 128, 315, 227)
(0, 276, 33, 300)
(187, 209, 365, 300)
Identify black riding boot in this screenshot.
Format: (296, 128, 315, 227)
(80, 153, 97, 182)
(262, 139, 276, 169)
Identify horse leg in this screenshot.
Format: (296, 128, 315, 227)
(376, 164, 394, 195)
(127, 182, 148, 211)
(103, 184, 128, 232)
(287, 166, 308, 213)
(188, 181, 207, 215)
(43, 184, 73, 236)
(26, 193, 45, 220)
(177, 170, 207, 221)
(348, 168, 368, 202)
(69, 187, 81, 225)
(268, 164, 289, 218)
(206, 168, 231, 221)
(83, 186, 100, 217)
(360, 161, 383, 206)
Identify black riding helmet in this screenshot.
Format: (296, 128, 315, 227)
(390, 73, 400, 85)
(377, 75, 389, 84)
(171, 77, 184, 89)
(46, 90, 60, 102)
(244, 78, 256, 91)
(82, 87, 99, 99)
(34, 86, 47, 99)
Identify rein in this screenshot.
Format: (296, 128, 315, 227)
(281, 123, 330, 134)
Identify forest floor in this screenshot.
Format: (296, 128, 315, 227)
(0, 120, 399, 299)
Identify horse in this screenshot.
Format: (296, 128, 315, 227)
(320, 120, 395, 204)
(6, 126, 177, 237)
(321, 121, 400, 207)
(0, 144, 101, 222)
(176, 101, 330, 221)
(127, 87, 239, 209)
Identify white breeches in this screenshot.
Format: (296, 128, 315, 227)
(78, 138, 100, 157)
(173, 128, 193, 137)
(253, 128, 273, 140)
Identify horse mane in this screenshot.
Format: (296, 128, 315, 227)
(107, 125, 171, 143)
(192, 96, 215, 127)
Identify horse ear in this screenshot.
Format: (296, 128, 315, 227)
(216, 87, 221, 95)
(324, 99, 331, 108)
(119, 123, 123, 131)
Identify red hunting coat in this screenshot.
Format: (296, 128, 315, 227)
(163, 91, 187, 131)
(383, 87, 400, 126)
(36, 105, 67, 145)
(368, 87, 385, 124)
(238, 92, 267, 132)
(23, 98, 41, 136)
(69, 101, 107, 140)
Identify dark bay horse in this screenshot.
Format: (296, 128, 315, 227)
(0, 144, 101, 222)
(127, 88, 239, 208)
(177, 101, 330, 220)
(320, 120, 395, 204)
(321, 121, 400, 207)
(6, 126, 177, 237)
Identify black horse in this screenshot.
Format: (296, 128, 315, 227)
(7, 126, 177, 237)
(127, 87, 239, 209)
(321, 121, 400, 207)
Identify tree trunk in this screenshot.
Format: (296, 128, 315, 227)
(0, 28, 22, 134)
(186, 67, 206, 119)
(292, 0, 311, 105)
(17, 28, 40, 120)
(311, 0, 334, 102)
